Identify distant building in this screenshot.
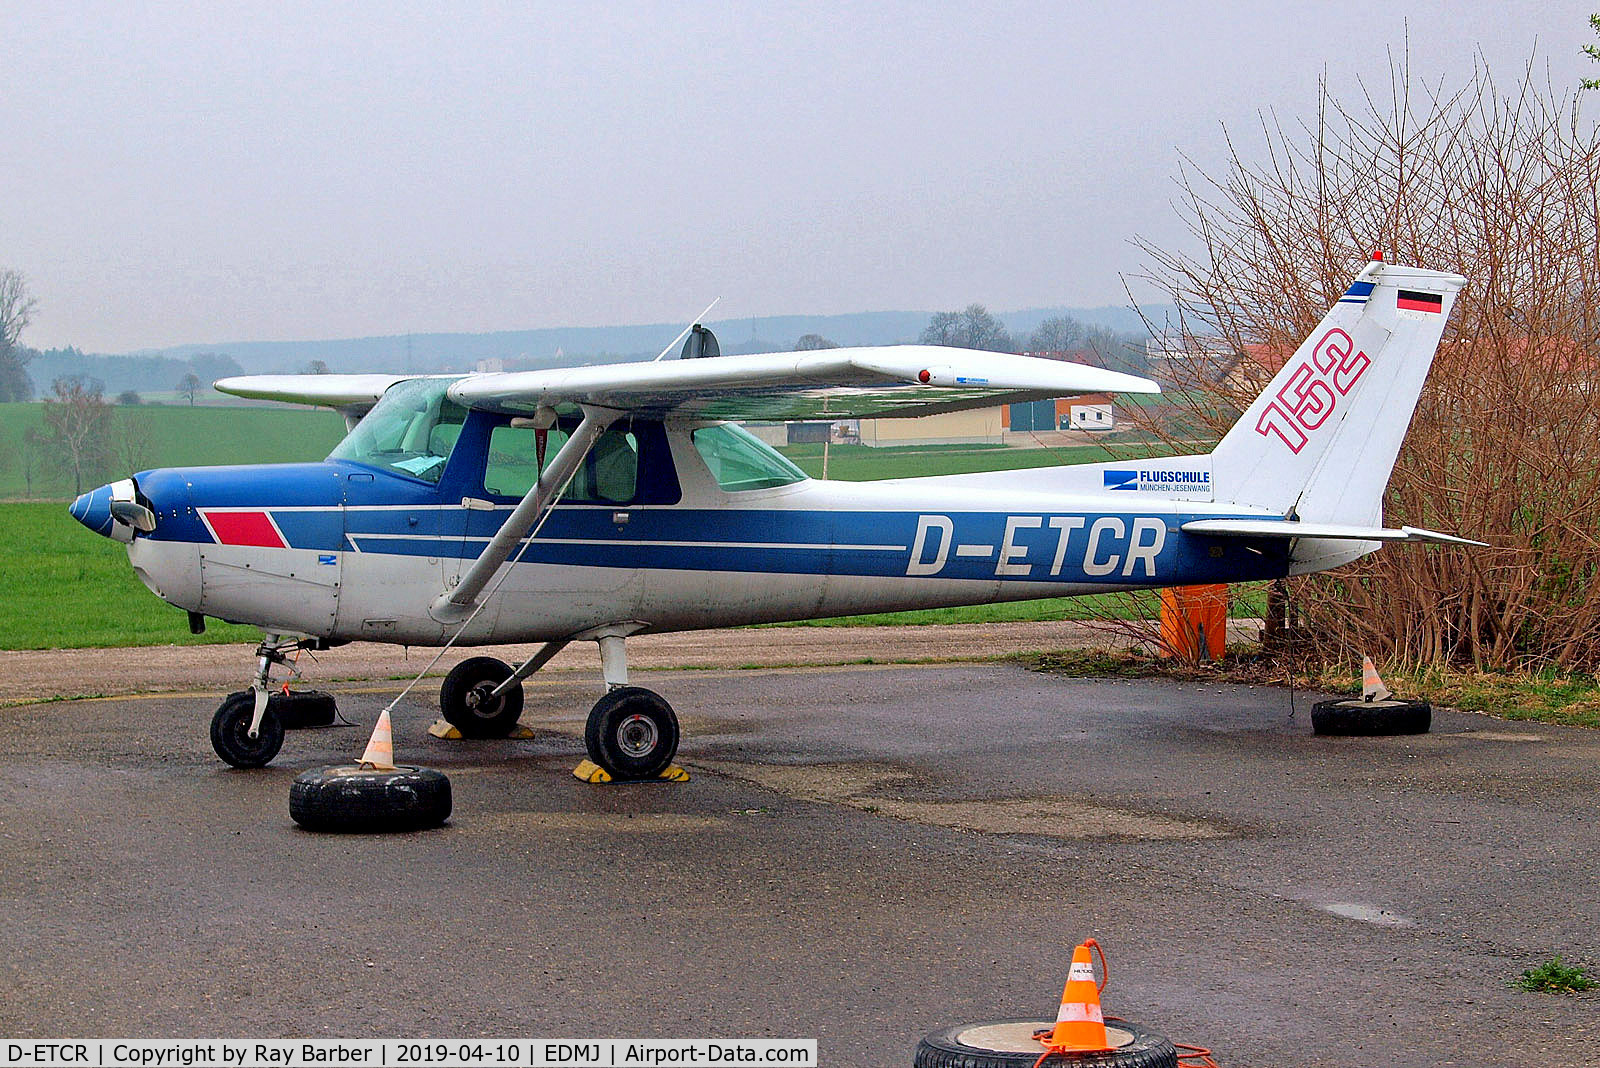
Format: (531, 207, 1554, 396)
(1065, 394, 1115, 431)
(1004, 394, 1115, 434)
(1146, 332, 1233, 385)
(856, 408, 1005, 447)
(475, 357, 505, 374)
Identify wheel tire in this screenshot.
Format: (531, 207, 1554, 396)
(271, 689, 338, 729)
(1311, 698, 1432, 736)
(210, 691, 286, 768)
(584, 686, 680, 781)
(289, 765, 452, 833)
(914, 1019, 1177, 1068)
(439, 656, 525, 738)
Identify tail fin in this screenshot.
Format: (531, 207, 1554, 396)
(1208, 260, 1466, 524)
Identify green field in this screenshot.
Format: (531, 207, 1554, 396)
(1, 403, 1185, 649)
(0, 401, 346, 500)
(0, 501, 264, 649)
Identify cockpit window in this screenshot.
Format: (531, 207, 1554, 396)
(483, 423, 640, 503)
(691, 422, 807, 491)
(328, 377, 467, 484)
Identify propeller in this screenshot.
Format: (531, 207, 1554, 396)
(109, 478, 157, 533)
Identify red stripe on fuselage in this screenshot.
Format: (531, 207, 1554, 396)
(202, 510, 287, 548)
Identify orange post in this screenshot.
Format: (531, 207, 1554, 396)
(1043, 941, 1112, 1054)
(1158, 584, 1228, 661)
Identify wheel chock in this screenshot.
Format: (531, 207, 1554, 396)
(572, 759, 690, 784)
(427, 718, 536, 740)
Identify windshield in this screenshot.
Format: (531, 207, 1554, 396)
(691, 422, 807, 491)
(328, 377, 467, 484)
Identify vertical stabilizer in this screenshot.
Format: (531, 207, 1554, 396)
(1208, 261, 1466, 524)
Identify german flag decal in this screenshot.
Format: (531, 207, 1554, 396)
(1396, 290, 1443, 314)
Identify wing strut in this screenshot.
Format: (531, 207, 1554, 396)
(429, 404, 620, 623)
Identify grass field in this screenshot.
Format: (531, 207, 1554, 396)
(1, 404, 1183, 649)
(0, 501, 264, 649)
(0, 402, 346, 500)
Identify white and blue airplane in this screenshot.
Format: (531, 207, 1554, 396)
(69, 259, 1477, 777)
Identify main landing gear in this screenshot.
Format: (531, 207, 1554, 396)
(435, 628, 681, 780)
(209, 629, 681, 780)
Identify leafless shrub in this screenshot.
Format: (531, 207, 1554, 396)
(1133, 53, 1600, 672)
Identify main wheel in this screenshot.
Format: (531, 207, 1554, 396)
(1311, 698, 1432, 736)
(439, 656, 525, 738)
(210, 691, 285, 768)
(289, 765, 452, 833)
(914, 1019, 1177, 1068)
(584, 686, 680, 780)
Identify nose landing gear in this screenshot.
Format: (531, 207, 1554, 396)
(209, 634, 332, 768)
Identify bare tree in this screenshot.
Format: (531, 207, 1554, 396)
(115, 408, 159, 475)
(919, 304, 1014, 351)
(0, 269, 37, 402)
(1134, 52, 1600, 672)
(793, 334, 838, 351)
(41, 376, 113, 495)
(176, 372, 202, 406)
(20, 426, 48, 497)
(1025, 316, 1124, 363)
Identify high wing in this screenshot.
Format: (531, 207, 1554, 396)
(214, 373, 426, 430)
(214, 349, 1158, 421)
(213, 373, 413, 409)
(446, 345, 1159, 419)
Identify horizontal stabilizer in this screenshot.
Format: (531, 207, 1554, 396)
(1181, 518, 1486, 546)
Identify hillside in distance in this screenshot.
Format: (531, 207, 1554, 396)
(118, 304, 1181, 375)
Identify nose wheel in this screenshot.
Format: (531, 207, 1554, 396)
(584, 687, 680, 780)
(211, 691, 285, 768)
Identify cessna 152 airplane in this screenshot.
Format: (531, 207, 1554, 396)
(69, 258, 1476, 778)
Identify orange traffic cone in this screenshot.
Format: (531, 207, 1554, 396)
(1042, 940, 1111, 1054)
(358, 709, 397, 770)
(1361, 655, 1392, 703)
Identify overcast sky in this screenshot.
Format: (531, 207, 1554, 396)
(4, 0, 1594, 352)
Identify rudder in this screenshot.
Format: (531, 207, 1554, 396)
(1208, 260, 1466, 524)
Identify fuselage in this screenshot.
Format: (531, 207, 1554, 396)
(73, 402, 1292, 646)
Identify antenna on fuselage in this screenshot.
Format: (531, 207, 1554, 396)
(651, 297, 721, 362)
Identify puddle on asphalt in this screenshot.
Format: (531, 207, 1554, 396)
(1448, 730, 1543, 743)
(1320, 901, 1417, 927)
(695, 760, 1226, 840)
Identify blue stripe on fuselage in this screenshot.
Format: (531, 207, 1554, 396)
(183, 500, 1292, 584)
(141, 462, 1290, 584)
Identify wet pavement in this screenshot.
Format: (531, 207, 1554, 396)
(0, 662, 1595, 1066)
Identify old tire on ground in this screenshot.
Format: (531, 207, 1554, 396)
(1311, 698, 1431, 736)
(210, 691, 285, 768)
(914, 1019, 1177, 1068)
(585, 686, 679, 781)
(439, 656, 525, 738)
(271, 689, 338, 729)
(289, 765, 452, 833)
